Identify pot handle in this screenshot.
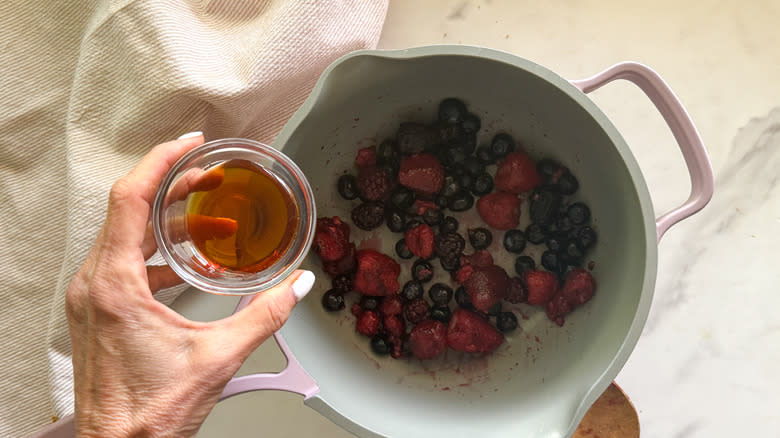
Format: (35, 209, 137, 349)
(570, 62, 714, 241)
(219, 295, 320, 401)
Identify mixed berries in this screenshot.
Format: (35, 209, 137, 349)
(310, 98, 599, 361)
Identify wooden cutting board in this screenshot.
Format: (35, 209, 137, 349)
(573, 383, 640, 438)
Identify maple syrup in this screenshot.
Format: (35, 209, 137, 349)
(185, 159, 298, 272)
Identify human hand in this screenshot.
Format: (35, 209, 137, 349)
(65, 133, 315, 438)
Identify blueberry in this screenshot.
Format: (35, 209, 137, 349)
(557, 171, 579, 195)
(567, 202, 591, 225)
(463, 159, 485, 177)
(434, 194, 450, 209)
(401, 280, 424, 301)
(562, 241, 584, 266)
(448, 191, 474, 212)
(439, 216, 459, 234)
(577, 226, 597, 250)
(530, 189, 562, 225)
(337, 174, 359, 200)
(371, 334, 392, 355)
(376, 139, 400, 166)
(468, 227, 493, 250)
(545, 234, 566, 252)
(496, 312, 518, 332)
(443, 147, 469, 166)
(514, 255, 536, 276)
(536, 158, 562, 182)
(490, 133, 515, 158)
(462, 112, 481, 133)
(440, 174, 462, 198)
(525, 223, 548, 245)
(322, 290, 345, 312)
(430, 306, 452, 323)
(428, 283, 454, 306)
(385, 209, 405, 233)
(412, 259, 434, 283)
(438, 98, 468, 124)
(471, 172, 494, 196)
(360, 295, 380, 311)
(457, 173, 474, 192)
(503, 229, 527, 253)
(404, 215, 423, 231)
(454, 286, 473, 309)
(475, 145, 495, 164)
(555, 215, 573, 233)
(332, 274, 352, 293)
(487, 302, 502, 316)
(389, 187, 415, 210)
(422, 208, 443, 226)
(439, 256, 461, 272)
(541, 250, 563, 272)
(395, 239, 413, 259)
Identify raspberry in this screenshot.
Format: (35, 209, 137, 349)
(404, 224, 435, 259)
(460, 250, 493, 269)
(408, 320, 448, 360)
(383, 314, 406, 337)
(350, 303, 363, 317)
(403, 298, 430, 324)
(494, 151, 542, 194)
(322, 243, 356, 278)
(351, 202, 385, 231)
(463, 264, 510, 313)
(353, 249, 401, 296)
(505, 276, 528, 304)
(398, 153, 445, 196)
(379, 294, 403, 317)
(312, 217, 351, 262)
(476, 192, 521, 230)
(447, 309, 504, 354)
(356, 310, 381, 337)
(434, 232, 465, 261)
(546, 269, 596, 326)
(525, 270, 560, 305)
(357, 166, 393, 201)
(354, 146, 377, 168)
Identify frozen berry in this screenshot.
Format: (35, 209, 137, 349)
(412, 259, 434, 283)
(405, 224, 435, 259)
(434, 232, 466, 261)
(462, 112, 481, 133)
(351, 302, 363, 317)
(567, 202, 591, 225)
(399, 153, 445, 195)
(545, 234, 566, 252)
(313, 217, 351, 262)
(353, 249, 401, 296)
(471, 172, 494, 196)
(541, 250, 563, 272)
(337, 174, 359, 200)
(401, 280, 424, 302)
(395, 239, 413, 259)
(457, 173, 474, 193)
(356, 310, 381, 337)
(447, 309, 504, 353)
(409, 319, 448, 360)
(461, 250, 493, 268)
(475, 145, 494, 164)
(525, 223, 548, 245)
(454, 286, 473, 309)
(351, 202, 385, 230)
(360, 295, 381, 311)
(404, 298, 430, 324)
(477, 192, 521, 230)
(563, 241, 584, 265)
(536, 158, 562, 182)
(371, 334, 392, 355)
(332, 274, 353, 293)
(577, 226, 597, 250)
(468, 227, 492, 250)
(440, 174, 461, 198)
(505, 276, 528, 304)
(322, 290, 345, 312)
(514, 255, 536, 276)
(503, 229, 527, 254)
(430, 306, 452, 323)
(379, 295, 403, 316)
(494, 151, 542, 194)
(525, 269, 560, 305)
(354, 146, 377, 168)
(496, 312, 518, 332)
(357, 166, 394, 201)
(439, 256, 461, 272)
(490, 133, 515, 158)
(428, 283, 453, 306)
(557, 171, 579, 195)
(385, 209, 406, 233)
(377, 139, 400, 167)
(421, 207, 443, 226)
(438, 98, 467, 124)
(463, 159, 485, 176)
(439, 216, 459, 234)
(384, 314, 406, 337)
(397, 122, 435, 155)
(389, 187, 415, 210)
(487, 302, 502, 317)
(530, 189, 562, 225)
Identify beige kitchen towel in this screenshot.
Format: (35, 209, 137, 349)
(0, 1, 387, 436)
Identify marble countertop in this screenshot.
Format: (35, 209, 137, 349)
(186, 1, 780, 436)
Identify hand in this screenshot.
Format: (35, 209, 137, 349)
(65, 133, 315, 438)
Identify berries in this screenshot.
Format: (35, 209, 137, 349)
(536, 158, 561, 181)
(389, 187, 415, 210)
(385, 209, 405, 233)
(525, 223, 548, 245)
(461, 250, 493, 268)
(430, 306, 452, 323)
(404, 298, 430, 324)
(332, 274, 353, 293)
(546, 269, 596, 326)
(398, 153, 445, 196)
(357, 166, 394, 201)
(454, 286, 473, 309)
(439, 256, 461, 272)
(409, 320, 448, 360)
(530, 189, 562, 225)
(384, 314, 405, 337)
(503, 229, 527, 254)
(322, 243, 357, 277)
(490, 133, 515, 159)
(447, 309, 504, 353)
(351, 202, 385, 231)
(494, 151, 541, 194)
(434, 232, 466, 261)
(467, 227, 492, 250)
(471, 172, 494, 196)
(567, 202, 591, 225)
(545, 234, 566, 252)
(312, 217, 351, 262)
(354, 146, 377, 168)
(577, 226, 597, 250)
(412, 258, 434, 283)
(462, 159, 485, 176)
(404, 224, 435, 259)
(397, 122, 435, 155)
(448, 191, 474, 212)
(353, 249, 401, 296)
(475, 145, 494, 164)
(541, 250, 563, 273)
(422, 208, 443, 226)
(337, 174, 359, 200)
(514, 255, 536, 276)
(428, 283, 454, 306)
(464, 264, 510, 313)
(395, 239, 413, 259)
(496, 312, 519, 332)
(376, 139, 400, 167)
(356, 310, 381, 337)
(505, 276, 528, 304)
(525, 270, 560, 305)
(438, 98, 468, 124)
(401, 280, 424, 302)
(322, 290, 345, 311)
(439, 216, 459, 234)
(379, 295, 403, 317)
(371, 334, 392, 355)
(360, 295, 380, 311)
(476, 192, 521, 230)
(557, 171, 579, 195)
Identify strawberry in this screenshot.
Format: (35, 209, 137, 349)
(398, 153, 444, 196)
(312, 217, 351, 262)
(353, 249, 401, 296)
(525, 270, 559, 305)
(460, 250, 493, 269)
(447, 309, 504, 353)
(455, 264, 474, 284)
(379, 294, 403, 316)
(494, 151, 542, 194)
(354, 146, 377, 168)
(409, 320, 448, 360)
(464, 264, 510, 313)
(383, 314, 406, 337)
(356, 310, 381, 337)
(546, 269, 596, 326)
(322, 243, 356, 278)
(405, 224, 435, 259)
(357, 166, 394, 201)
(476, 192, 521, 230)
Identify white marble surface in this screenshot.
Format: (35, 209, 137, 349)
(189, 1, 780, 436)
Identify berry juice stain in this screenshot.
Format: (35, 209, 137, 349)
(186, 159, 298, 272)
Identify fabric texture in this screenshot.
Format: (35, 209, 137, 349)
(0, 1, 388, 436)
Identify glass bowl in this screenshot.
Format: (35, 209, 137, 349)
(152, 138, 316, 295)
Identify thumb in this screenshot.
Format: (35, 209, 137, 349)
(218, 270, 315, 360)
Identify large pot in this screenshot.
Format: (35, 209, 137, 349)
(34, 46, 713, 438)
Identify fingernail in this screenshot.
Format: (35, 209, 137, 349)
(177, 131, 203, 140)
(291, 270, 315, 301)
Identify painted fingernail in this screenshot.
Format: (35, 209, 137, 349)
(177, 131, 203, 140)
(291, 270, 315, 301)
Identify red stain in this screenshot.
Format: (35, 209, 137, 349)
(442, 387, 450, 391)
(534, 336, 540, 343)
(354, 116, 360, 121)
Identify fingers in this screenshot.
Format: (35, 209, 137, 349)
(187, 215, 238, 243)
(166, 165, 225, 207)
(104, 133, 205, 253)
(217, 270, 315, 360)
(147, 265, 185, 294)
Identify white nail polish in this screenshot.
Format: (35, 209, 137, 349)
(177, 131, 203, 140)
(291, 270, 315, 301)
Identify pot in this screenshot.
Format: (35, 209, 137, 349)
(33, 45, 713, 438)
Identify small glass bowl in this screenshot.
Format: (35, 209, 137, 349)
(152, 138, 316, 295)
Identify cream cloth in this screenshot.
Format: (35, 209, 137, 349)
(0, 1, 387, 435)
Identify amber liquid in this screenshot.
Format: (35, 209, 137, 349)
(185, 159, 298, 272)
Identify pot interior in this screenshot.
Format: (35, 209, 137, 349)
(278, 48, 655, 437)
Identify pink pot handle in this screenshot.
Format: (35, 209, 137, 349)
(219, 295, 319, 401)
(570, 62, 714, 241)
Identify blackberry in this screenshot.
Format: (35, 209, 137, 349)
(438, 98, 467, 124)
(496, 312, 518, 332)
(490, 133, 515, 159)
(360, 295, 381, 311)
(412, 259, 434, 283)
(371, 334, 392, 355)
(467, 227, 492, 250)
(503, 229, 527, 254)
(401, 280, 424, 302)
(403, 298, 430, 324)
(389, 187, 415, 210)
(461, 112, 481, 134)
(577, 226, 597, 250)
(454, 286, 473, 309)
(337, 174, 359, 200)
(530, 189, 562, 225)
(332, 274, 353, 293)
(525, 223, 548, 245)
(435, 232, 466, 260)
(439, 216, 459, 234)
(448, 191, 474, 212)
(422, 208, 443, 226)
(351, 202, 385, 230)
(322, 290, 345, 312)
(428, 283, 454, 306)
(395, 239, 413, 259)
(471, 172, 494, 196)
(462, 159, 485, 177)
(557, 171, 579, 195)
(385, 208, 405, 233)
(514, 255, 536, 276)
(567, 202, 591, 225)
(475, 145, 494, 164)
(439, 256, 461, 272)
(430, 306, 452, 323)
